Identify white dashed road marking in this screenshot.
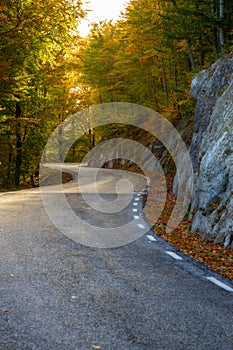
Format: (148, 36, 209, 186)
(147, 235, 157, 242)
(132, 190, 233, 294)
(137, 224, 145, 229)
(206, 277, 233, 292)
(166, 251, 183, 261)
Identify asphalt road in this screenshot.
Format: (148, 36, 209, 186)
(0, 165, 233, 350)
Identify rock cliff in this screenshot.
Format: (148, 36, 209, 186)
(189, 56, 233, 247)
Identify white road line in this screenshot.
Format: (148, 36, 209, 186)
(134, 216, 139, 220)
(133, 203, 138, 206)
(147, 235, 157, 242)
(206, 277, 233, 292)
(166, 251, 183, 261)
(137, 224, 145, 229)
(133, 209, 138, 212)
(135, 198, 140, 201)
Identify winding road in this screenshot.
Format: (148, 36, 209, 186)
(0, 164, 233, 350)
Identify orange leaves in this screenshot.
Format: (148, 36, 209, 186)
(147, 174, 233, 281)
(125, 43, 139, 55)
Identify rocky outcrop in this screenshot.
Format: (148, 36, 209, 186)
(189, 56, 233, 247)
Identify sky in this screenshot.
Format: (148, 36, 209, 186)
(79, 0, 127, 36)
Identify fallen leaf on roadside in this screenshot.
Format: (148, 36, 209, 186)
(146, 173, 233, 281)
(2, 308, 9, 313)
(92, 345, 102, 349)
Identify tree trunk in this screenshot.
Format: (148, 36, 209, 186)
(30, 174, 36, 187)
(58, 124, 64, 161)
(210, 0, 218, 54)
(219, 0, 224, 51)
(149, 72, 158, 104)
(14, 101, 22, 188)
(7, 137, 13, 183)
(89, 128, 95, 149)
(199, 49, 204, 67)
(171, 0, 195, 69)
(161, 59, 169, 104)
(186, 38, 196, 70)
(173, 67, 178, 89)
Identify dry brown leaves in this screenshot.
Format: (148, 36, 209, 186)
(146, 175, 233, 281)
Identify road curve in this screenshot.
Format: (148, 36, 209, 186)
(0, 164, 233, 350)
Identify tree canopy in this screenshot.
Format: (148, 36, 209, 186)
(0, 0, 233, 188)
(0, 0, 84, 187)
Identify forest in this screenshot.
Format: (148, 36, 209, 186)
(0, 0, 233, 189)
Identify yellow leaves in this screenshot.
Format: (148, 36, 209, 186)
(0, 14, 8, 23)
(125, 44, 138, 55)
(0, 6, 8, 13)
(139, 55, 153, 65)
(92, 346, 102, 349)
(177, 39, 187, 51)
